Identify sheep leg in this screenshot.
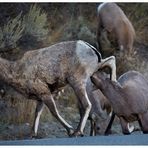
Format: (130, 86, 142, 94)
(99, 56, 117, 81)
(101, 29, 111, 46)
(117, 35, 125, 51)
(96, 17, 102, 51)
(78, 93, 96, 136)
(42, 93, 74, 136)
(31, 100, 44, 138)
(138, 111, 148, 134)
(69, 79, 92, 137)
(90, 119, 96, 136)
(120, 117, 134, 134)
(104, 111, 115, 135)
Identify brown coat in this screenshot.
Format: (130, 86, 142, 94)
(97, 3, 135, 55)
(0, 40, 116, 137)
(91, 71, 148, 134)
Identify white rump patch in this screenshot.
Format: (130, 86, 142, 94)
(97, 3, 107, 13)
(76, 40, 98, 75)
(77, 40, 89, 48)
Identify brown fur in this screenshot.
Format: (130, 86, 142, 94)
(0, 40, 116, 137)
(97, 3, 135, 55)
(91, 70, 148, 134)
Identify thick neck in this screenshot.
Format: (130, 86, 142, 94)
(101, 79, 123, 102)
(101, 79, 118, 95)
(0, 57, 14, 83)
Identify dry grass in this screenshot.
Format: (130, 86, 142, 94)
(115, 50, 148, 78)
(0, 85, 77, 126)
(47, 25, 64, 45)
(0, 88, 36, 125)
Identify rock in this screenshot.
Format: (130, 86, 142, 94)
(7, 125, 14, 130)
(25, 123, 30, 126)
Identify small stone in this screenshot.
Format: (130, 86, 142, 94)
(7, 125, 14, 130)
(25, 123, 30, 126)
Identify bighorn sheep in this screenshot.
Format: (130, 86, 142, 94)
(31, 79, 110, 137)
(90, 88, 112, 135)
(91, 77, 134, 136)
(84, 81, 134, 136)
(32, 79, 111, 137)
(97, 3, 135, 55)
(77, 78, 110, 136)
(0, 40, 116, 137)
(91, 70, 148, 134)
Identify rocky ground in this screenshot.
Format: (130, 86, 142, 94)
(0, 101, 142, 141)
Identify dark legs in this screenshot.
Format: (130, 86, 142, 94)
(104, 111, 115, 135)
(104, 113, 135, 135)
(90, 119, 96, 136)
(120, 117, 134, 135)
(138, 112, 148, 134)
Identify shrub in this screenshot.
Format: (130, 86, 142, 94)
(0, 87, 36, 124)
(115, 51, 148, 78)
(22, 4, 48, 41)
(62, 16, 96, 46)
(78, 26, 96, 46)
(0, 13, 24, 51)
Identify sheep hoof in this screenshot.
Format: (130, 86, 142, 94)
(128, 124, 134, 133)
(70, 130, 84, 137)
(30, 134, 38, 139)
(68, 128, 74, 137)
(104, 129, 112, 136)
